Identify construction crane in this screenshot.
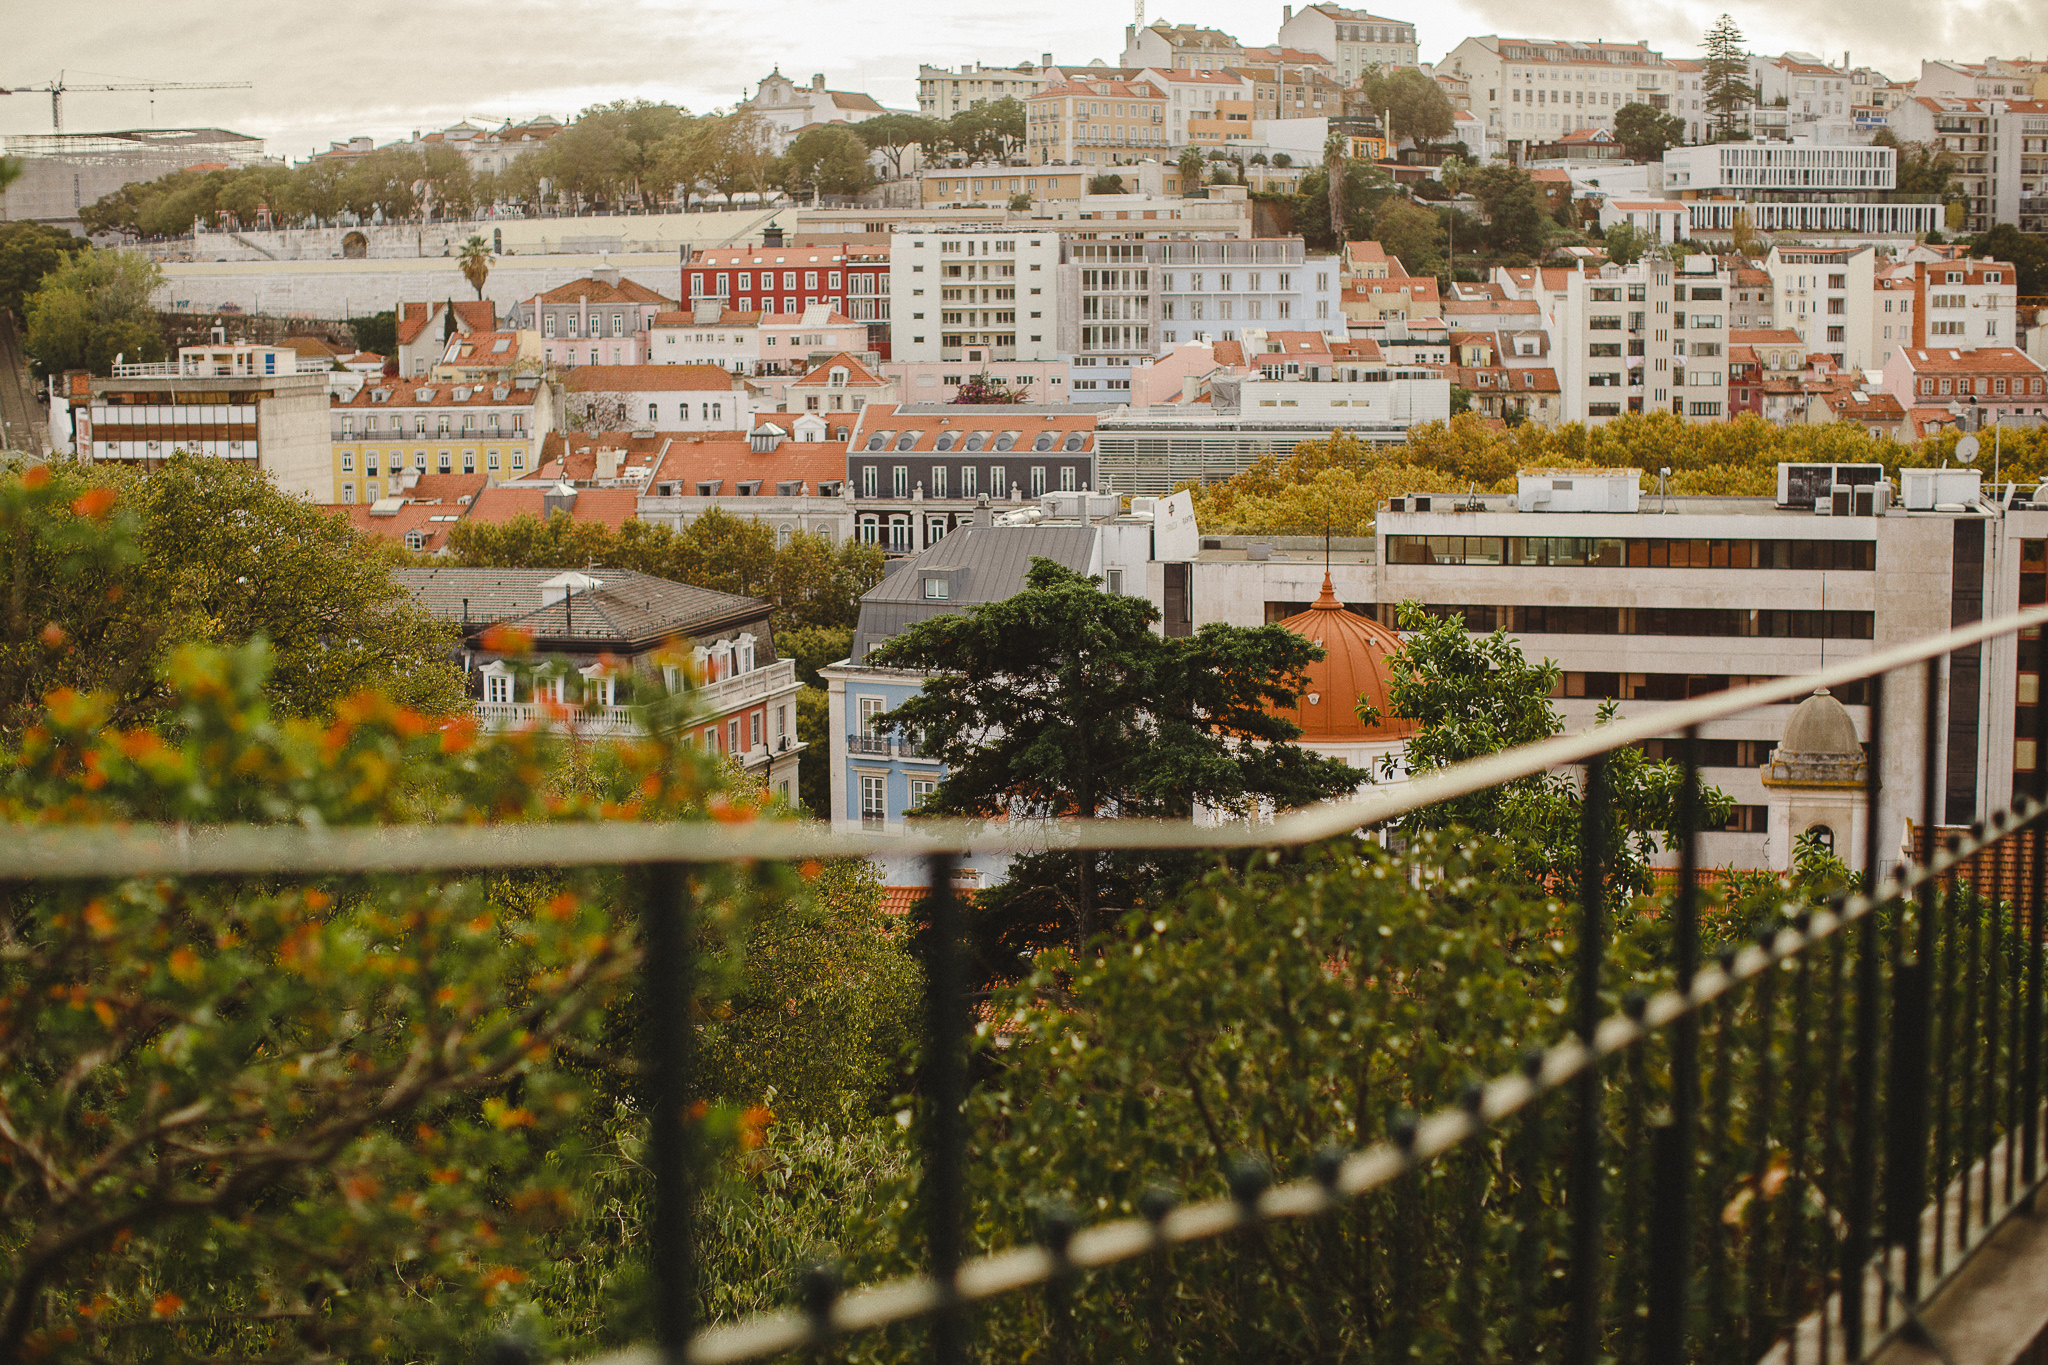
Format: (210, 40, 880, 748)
(0, 72, 253, 131)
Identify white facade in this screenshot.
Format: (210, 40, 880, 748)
(1663, 143, 1895, 193)
(1275, 5, 1420, 80)
(888, 227, 1063, 367)
(1440, 36, 1683, 161)
(1544, 255, 1733, 425)
(1766, 245, 1878, 371)
(918, 62, 1049, 118)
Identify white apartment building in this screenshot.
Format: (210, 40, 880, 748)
(888, 227, 1063, 369)
(1370, 465, 2036, 872)
(918, 61, 1049, 117)
(1056, 238, 1343, 403)
(1275, 5, 1420, 81)
(1750, 54, 1860, 132)
(1765, 245, 1878, 371)
(1439, 36, 1682, 162)
(1914, 59, 2048, 101)
(1139, 68, 1255, 149)
(1905, 256, 2019, 352)
(650, 304, 876, 383)
(1121, 23, 1245, 73)
(1888, 97, 2048, 237)
(1664, 142, 1939, 242)
(1545, 255, 1733, 425)
(1665, 143, 1896, 193)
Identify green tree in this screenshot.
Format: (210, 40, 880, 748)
(1614, 102, 1686, 161)
(1088, 173, 1127, 194)
(1372, 197, 1447, 277)
(1361, 66, 1456, 145)
(0, 458, 466, 738)
(854, 113, 945, 179)
(1874, 128, 1960, 202)
(1176, 146, 1205, 193)
(1603, 219, 1649, 265)
(794, 685, 831, 817)
(0, 222, 88, 317)
(1702, 14, 1752, 141)
(775, 624, 852, 690)
(699, 858, 921, 1126)
(1007, 192, 1030, 209)
(1466, 163, 1548, 256)
(459, 234, 491, 298)
(781, 125, 877, 202)
(1272, 152, 1293, 167)
(942, 97, 1026, 163)
(1450, 382, 1474, 416)
(1324, 129, 1350, 249)
(349, 309, 398, 358)
(652, 118, 720, 209)
(1371, 602, 1731, 895)
(869, 559, 1357, 952)
(22, 248, 164, 380)
(1971, 223, 2048, 295)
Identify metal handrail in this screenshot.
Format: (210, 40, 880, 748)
(4, 602, 2043, 881)
(578, 800, 2045, 1365)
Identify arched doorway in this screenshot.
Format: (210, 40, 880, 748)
(342, 231, 368, 259)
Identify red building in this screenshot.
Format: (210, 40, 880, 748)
(684, 237, 891, 358)
(1726, 344, 1762, 416)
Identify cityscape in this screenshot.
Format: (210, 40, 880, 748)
(2, 3, 2048, 1363)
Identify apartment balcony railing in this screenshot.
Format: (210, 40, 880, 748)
(473, 661, 798, 740)
(8, 609, 2048, 1365)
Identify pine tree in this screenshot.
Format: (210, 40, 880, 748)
(1702, 14, 1752, 143)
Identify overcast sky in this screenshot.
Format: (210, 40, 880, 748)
(4, 0, 2042, 162)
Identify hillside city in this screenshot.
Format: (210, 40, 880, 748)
(3, 5, 2048, 1364)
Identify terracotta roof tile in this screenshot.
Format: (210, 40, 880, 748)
(564, 364, 746, 393)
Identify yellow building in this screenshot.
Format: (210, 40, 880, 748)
(1025, 78, 1168, 166)
(920, 167, 1095, 206)
(328, 376, 554, 504)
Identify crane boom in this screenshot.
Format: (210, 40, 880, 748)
(0, 72, 253, 129)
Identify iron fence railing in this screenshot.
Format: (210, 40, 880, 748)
(6, 607, 2048, 1364)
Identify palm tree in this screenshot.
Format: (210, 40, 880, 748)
(459, 235, 491, 300)
(1324, 130, 1349, 249)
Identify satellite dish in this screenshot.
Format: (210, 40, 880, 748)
(1956, 435, 1981, 463)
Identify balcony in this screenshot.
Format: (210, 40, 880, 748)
(696, 657, 798, 714)
(845, 733, 939, 761)
(472, 700, 643, 737)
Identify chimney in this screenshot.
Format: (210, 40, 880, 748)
(596, 448, 623, 481)
(1282, 4, 1292, 20)
(1181, 374, 1199, 402)
(973, 493, 993, 527)
(763, 224, 786, 248)
(812, 73, 826, 91)
(694, 299, 722, 324)
(1042, 52, 1052, 68)
(543, 482, 578, 522)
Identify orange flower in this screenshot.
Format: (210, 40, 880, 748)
(167, 947, 202, 985)
(20, 466, 50, 491)
(342, 1174, 382, 1204)
(69, 487, 118, 521)
(738, 1104, 775, 1152)
(439, 717, 478, 754)
(37, 623, 66, 650)
(478, 623, 533, 656)
(150, 1293, 183, 1319)
(478, 1267, 527, 1291)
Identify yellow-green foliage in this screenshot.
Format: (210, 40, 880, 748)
(1185, 412, 2011, 535)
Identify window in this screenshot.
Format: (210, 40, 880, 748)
(924, 576, 950, 600)
(437, 451, 452, 473)
(962, 466, 978, 498)
(463, 451, 476, 473)
(862, 465, 878, 497)
(1030, 466, 1047, 497)
(859, 774, 886, 826)
(1105, 568, 1124, 594)
(341, 483, 355, 503)
(893, 466, 910, 498)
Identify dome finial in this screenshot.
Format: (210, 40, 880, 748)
(1313, 572, 1341, 608)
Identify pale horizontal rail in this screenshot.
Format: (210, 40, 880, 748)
(574, 786, 2048, 1364)
(3, 603, 2043, 881)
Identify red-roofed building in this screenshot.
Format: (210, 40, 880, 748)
(510, 274, 678, 369)
(561, 364, 759, 433)
(1881, 346, 2048, 418)
(637, 419, 857, 546)
(329, 375, 554, 504)
(783, 353, 900, 417)
(394, 300, 498, 379)
(321, 471, 487, 554)
(1026, 76, 1169, 166)
(465, 484, 641, 532)
(845, 403, 1099, 552)
(682, 242, 890, 357)
(432, 330, 543, 383)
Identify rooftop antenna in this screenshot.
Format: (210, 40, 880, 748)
(1134, 0, 1144, 27)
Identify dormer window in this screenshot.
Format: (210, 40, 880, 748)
(828, 367, 848, 387)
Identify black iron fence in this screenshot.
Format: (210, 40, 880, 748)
(8, 608, 2048, 1365)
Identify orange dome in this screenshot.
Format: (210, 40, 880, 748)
(1272, 575, 1418, 743)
